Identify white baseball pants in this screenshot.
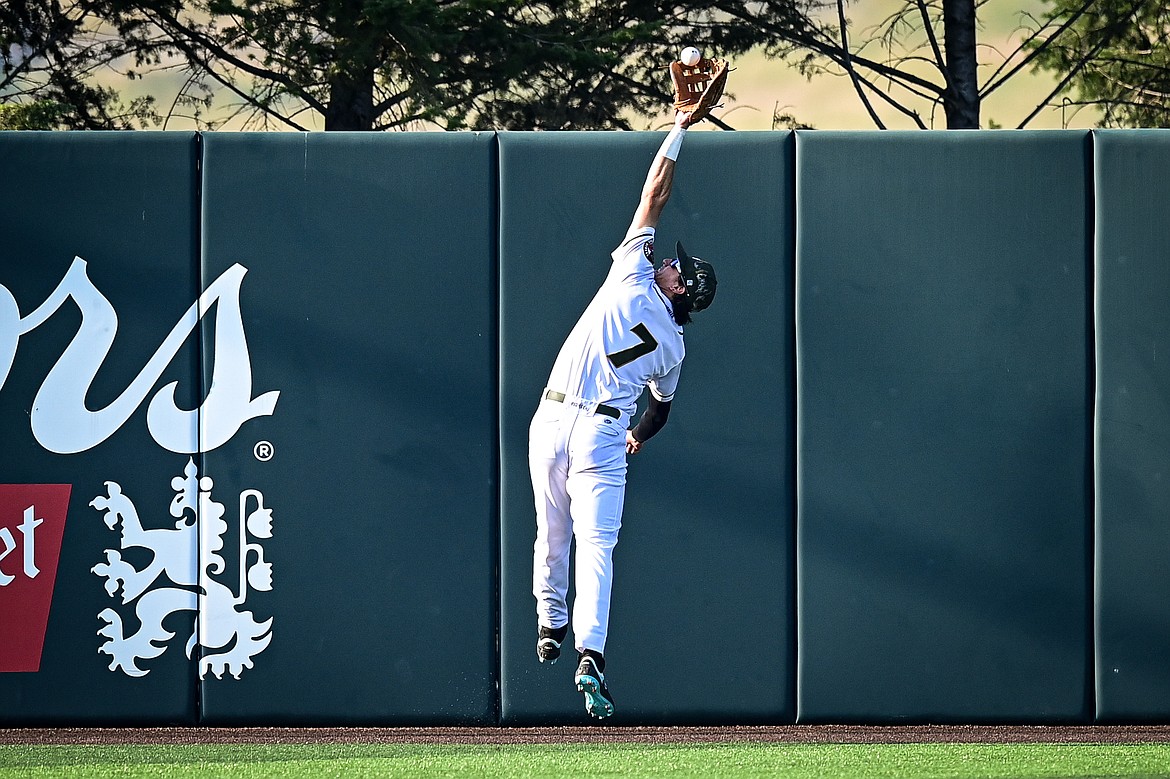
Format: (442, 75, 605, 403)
(529, 396, 628, 655)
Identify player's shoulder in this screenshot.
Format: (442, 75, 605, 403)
(614, 226, 655, 262)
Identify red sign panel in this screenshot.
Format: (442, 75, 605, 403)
(0, 485, 71, 672)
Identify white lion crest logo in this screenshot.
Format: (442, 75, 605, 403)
(90, 459, 274, 679)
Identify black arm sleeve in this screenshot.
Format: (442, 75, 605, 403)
(630, 396, 672, 443)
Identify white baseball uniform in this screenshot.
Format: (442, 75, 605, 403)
(530, 225, 685, 654)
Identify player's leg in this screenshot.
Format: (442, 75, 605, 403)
(566, 415, 627, 718)
(566, 419, 627, 656)
(529, 410, 572, 663)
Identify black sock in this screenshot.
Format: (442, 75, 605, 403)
(578, 648, 605, 672)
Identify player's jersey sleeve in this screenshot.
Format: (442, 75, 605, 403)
(607, 226, 656, 286)
(648, 360, 682, 402)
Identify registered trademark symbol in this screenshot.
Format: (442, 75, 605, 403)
(254, 441, 274, 462)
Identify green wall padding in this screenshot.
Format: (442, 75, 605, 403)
(795, 131, 1093, 722)
(0, 132, 200, 724)
(5, 128, 1159, 726)
(197, 132, 498, 724)
(1093, 130, 1170, 721)
(498, 131, 796, 724)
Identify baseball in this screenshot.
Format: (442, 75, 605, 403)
(680, 46, 701, 67)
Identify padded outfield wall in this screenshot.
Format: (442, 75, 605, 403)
(0, 129, 1165, 725)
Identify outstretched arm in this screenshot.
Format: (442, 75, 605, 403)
(627, 111, 693, 234)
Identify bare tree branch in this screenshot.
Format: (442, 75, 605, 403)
(838, 0, 886, 128)
(915, 0, 950, 83)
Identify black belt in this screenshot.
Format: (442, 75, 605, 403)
(544, 390, 621, 420)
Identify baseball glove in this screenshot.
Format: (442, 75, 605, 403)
(670, 57, 730, 123)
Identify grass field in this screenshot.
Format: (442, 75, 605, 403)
(4, 742, 1170, 779)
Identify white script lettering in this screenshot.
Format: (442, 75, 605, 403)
(0, 257, 279, 454)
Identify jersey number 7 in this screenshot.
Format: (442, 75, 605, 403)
(607, 323, 659, 368)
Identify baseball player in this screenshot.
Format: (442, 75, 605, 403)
(528, 106, 718, 719)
